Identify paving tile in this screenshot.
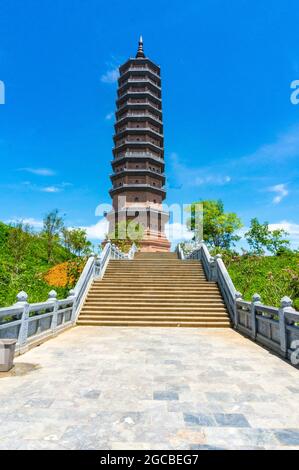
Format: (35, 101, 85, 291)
(153, 391, 179, 401)
(274, 429, 299, 446)
(24, 398, 54, 409)
(0, 326, 298, 450)
(214, 413, 251, 428)
(184, 413, 216, 427)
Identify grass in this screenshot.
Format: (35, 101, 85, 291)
(226, 253, 299, 310)
(0, 222, 80, 308)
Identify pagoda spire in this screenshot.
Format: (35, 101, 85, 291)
(136, 35, 145, 58)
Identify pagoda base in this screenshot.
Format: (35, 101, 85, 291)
(138, 236, 171, 252)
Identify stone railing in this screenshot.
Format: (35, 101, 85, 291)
(0, 242, 138, 355)
(177, 241, 299, 364)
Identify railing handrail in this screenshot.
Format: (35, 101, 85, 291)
(178, 241, 299, 364)
(0, 242, 138, 355)
(0, 305, 24, 318)
(216, 257, 238, 300)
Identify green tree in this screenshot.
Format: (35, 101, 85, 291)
(7, 221, 32, 275)
(245, 218, 270, 255)
(187, 200, 243, 250)
(267, 229, 290, 255)
(245, 219, 290, 255)
(61, 227, 71, 251)
(42, 210, 64, 263)
(63, 228, 92, 256)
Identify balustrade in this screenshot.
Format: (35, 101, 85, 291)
(0, 242, 137, 355)
(177, 241, 299, 364)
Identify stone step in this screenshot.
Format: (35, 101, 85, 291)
(106, 271, 204, 274)
(92, 282, 218, 286)
(109, 260, 197, 263)
(86, 295, 224, 301)
(82, 302, 226, 313)
(78, 257, 230, 329)
(78, 310, 228, 321)
(90, 286, 220, 292)
(79, 314, 228, 321)
(105, 269, 205, 273)
(103, 273, 207, 282)
(77, 319, 231, 328)
(84, 299, 225, 306)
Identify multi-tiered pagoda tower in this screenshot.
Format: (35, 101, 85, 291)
(108, 37, 170, 252)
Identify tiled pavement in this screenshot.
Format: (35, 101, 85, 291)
(0, 326, 298, 450)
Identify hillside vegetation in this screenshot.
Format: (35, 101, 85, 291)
(0, 222, 78, 307)
(226, 253, 299, 310)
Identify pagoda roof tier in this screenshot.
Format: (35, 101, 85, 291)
(117, 91, 161, 107)
(119, 68, 162, 86)
(117, 99, 162, 114)
(113, 127, 164, 141)
(107, 206, 169, 220)
(110, 169, 165, 184)
(119, 58, 160, 77)
(112, 153, 165, 169)
(118, 78, 161, 93)
(109, 184, 166, 199)
(113, 141, 163, 154)
(116, 112, 162, 125)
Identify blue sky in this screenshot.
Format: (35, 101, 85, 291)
(0, 0, 299, 247)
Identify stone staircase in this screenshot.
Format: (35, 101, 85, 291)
(77, 252, 231, 328)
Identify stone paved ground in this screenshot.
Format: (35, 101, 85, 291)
(0, 326, 299, 450)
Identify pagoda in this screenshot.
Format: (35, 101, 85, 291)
(108, 37, 170, 252)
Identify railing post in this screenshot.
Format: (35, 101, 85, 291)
(68, 289, 77, 323)
(210, 254, 221, 281)
(47, 290, 58, 335)
(251, 293, 261, 340)
(15, 291, 29, 353)
(279, 296, 293, 358)
(234, 292, 243, 328)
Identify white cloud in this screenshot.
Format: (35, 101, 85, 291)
(101, 67, 119, 84)
(82, 219, 109, 241)
(165, 222, 193, 242)
(268, 184, 288, 204)
(105, 111, 114, 121)
(269, 221, 299, 247)
(41, 186, 61, 193)
(19, 168, 55, 176)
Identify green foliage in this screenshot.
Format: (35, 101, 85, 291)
(42, 209, 65, 263)
(268, 229, 290, 255)
(107, 220, 144, 252)
(62, 228, 92, 256)
(227, 252, 299, 310)
(7, 221, 32, 275)
(0, 221, 74, 308)
(245, 218, 290, 255)
(186, 200, 243, 250)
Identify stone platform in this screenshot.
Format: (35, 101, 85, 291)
(0, 327, 298, 450)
